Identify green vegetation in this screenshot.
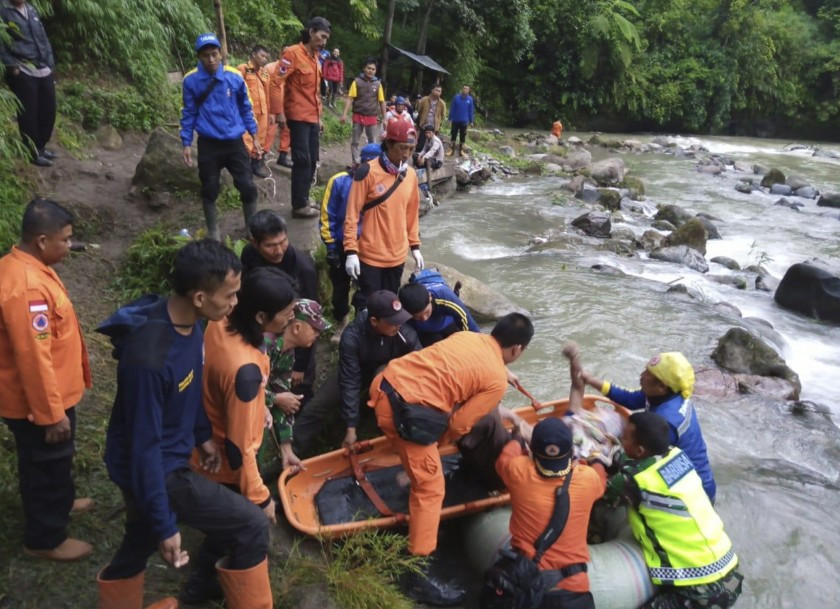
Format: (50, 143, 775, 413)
(322, 111, 353, 145)
(111, 227, 188, 300)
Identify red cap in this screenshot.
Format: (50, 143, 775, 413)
(385, 120, 416, 145)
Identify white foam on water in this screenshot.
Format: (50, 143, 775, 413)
(453, 241, 525, 261)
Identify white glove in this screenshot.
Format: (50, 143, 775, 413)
(412, 249, 424, 270)
(345, 254, 360, 279)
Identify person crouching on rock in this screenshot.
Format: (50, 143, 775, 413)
(604, 412, 743, 609)
(343, 120, 424, 311)
(577, 351, 717, 503)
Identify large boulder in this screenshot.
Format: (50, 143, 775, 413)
(664, 217, 709, 254)
(651, 220, 676, 232)
(400, 262, 526, 323)
(760, 168, 786, 188)
(563, 148, 592, 170)
(816, 192, 840, 208)
(640, 229, 666, 251)
(571, 211, 612, 238)
(589, 158, 626, 186)
(786, 174, 811, 190)
(619, 176, 645, 200)
(498, 145, 516, 157)
(774, 263, 840, 323)
(710, 327, 801, 398)
(694, 216, 721, 239)
(597, 189, 622, 211)
(770, 184, 793, 196)
(654, 204, 694, 228)
(794, 186, 817, 199)
(131, 127, 201, 195)
(711, 256, 740, 271)
(694, 368, 800, 401)
(96, 124, 123, 151)
(561, 175, 587, 194)
(649, 245, 709, 273)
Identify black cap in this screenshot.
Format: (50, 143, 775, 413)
(531, 418, 573, 477)
(367, 290, 412, 325)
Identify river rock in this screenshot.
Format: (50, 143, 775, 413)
(697, 164, 723, 175)
(813, 148, 840, 159)
(543, 163, 563, 175)
(545, 134, 559, 146)
(789, 400, 832, 416)
(589, 158, 626, 186)
(664, 218, 709, 254)
(571, 211, 611, 238)
(769, 184, 793, 196)
(498, 145, 516, 157)
(561, 175, 587, 194)
(733, 160, 752, 173)
(542, 153, 566, 165)
(734, 182, 754, 194)
(711, 256, 740, 271)
(816, 192, 840, 208)
(591, 264, 626, 276)
(566, 136, 583, 146)
(708, 274, 747, 289)
(755, 273, 779, 292)
(455, 166, 470, 186)
(621, 199, 646, 214)
(774, 262, 840, 323)
(576, 185, 601, 204)
(400, 262, 526, 323)
(640, 229, 665, 251)
(753, 163, 770, 175)
(710, 327, 801, 398)
(599, 240, 637, 256)
(785, 174, 810, 190)
(774, 198, 803, 210)
(563, 148, 592, 170)
(793, 186, 817, 199)
(650, 245, 709, 273)
(654, 204, 693, 228)
(588, 134, 623, 148)
(610, 227, 637, 243)
(652, 220, 676, 232)
(760, 168, 786, 188)
(652, 136, 677, 147)
(694, 368, 799, 401)
(96, 124, 123, 151)
(694, 216, 721, 239)
(131, 127, 201, 198)
(715, 302, 743, 317)
(619, 176, 645, 200)
(598, 189, 622, 211)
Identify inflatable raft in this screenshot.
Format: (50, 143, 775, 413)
(278, 394, 624, 538)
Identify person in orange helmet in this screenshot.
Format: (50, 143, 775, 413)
(368, 312, 533, 606)
(0, 198, 93, 562)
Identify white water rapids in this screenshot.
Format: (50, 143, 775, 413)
(422, 133, 840, 608)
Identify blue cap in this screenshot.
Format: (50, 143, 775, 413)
(195, 33, 221, 52)
(360, 143, 381, 162)
(531, 418, 573, 477)
(395, 96, 406, 105)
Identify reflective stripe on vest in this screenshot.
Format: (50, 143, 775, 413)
(629, 447, 737, 586)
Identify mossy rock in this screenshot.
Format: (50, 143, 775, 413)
(760, 168, 786, 188)
(597, 189, 622, 211)
(588, 133, 623, 148)
(654, 204, 694, 228)
(664, 217, 709, 255)
(711, 327, 801, 398)
(620, 176, 645, 200)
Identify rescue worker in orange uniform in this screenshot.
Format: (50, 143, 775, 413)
(238, 44, 272, 179)
(490, 343, 608, 609)
(343, 119, 423, 311)
(0, 198, 93, 562)
(551, 120, 563, 139)
(266, 53, 293, 169)
(181, 267, 296, 605)
(368, 312, 534, 606)
(269, 16, 331, 219)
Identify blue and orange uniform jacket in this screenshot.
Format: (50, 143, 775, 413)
(408, 284, 480, 346)
(319, 170, 354, 255)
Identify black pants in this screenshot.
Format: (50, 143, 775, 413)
(353, 260, 404, 312)
(415, 128, 428, 155)
(292, 370, 341, 453)
(450, 121, 468, 145)
(197, 136, 258, 232)
(101, 468, 268, 580)
(3, 407, 76, 549)
(541, 589, 595, 609)
(328, 251, 352, 321)
(288, 120, 320, 209)
(4, 71, 56, 157)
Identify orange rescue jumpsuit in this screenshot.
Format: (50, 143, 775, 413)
(551, 120, 564, 139)
(194, 320, 271, 507)
(239, 60, 271, 158)
(0, 246, 91, 423)
(268, 42, 322, 124)
(368, 332, 508, 555)
(265, 59, 290, 155)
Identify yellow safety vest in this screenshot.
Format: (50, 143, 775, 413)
(629, 447, 737, 586)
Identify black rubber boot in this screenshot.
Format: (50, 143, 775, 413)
(403, 567, 466, 607)
(252, 157, 270, 178)
(180, 550, 224, 605)
(276, 152, 293, 168)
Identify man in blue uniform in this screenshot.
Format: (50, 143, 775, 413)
(579, 351, 717, 502)
(398, 275, 480, 346)
(180, 33, 261, 241)
(447, 85, 474, 157)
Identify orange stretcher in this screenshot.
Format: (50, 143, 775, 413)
(278, 394, 626, 538)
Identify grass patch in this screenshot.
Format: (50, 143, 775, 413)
(279, 531, 423, 609)
(322, 111, 352, 146)
(217, 185, 242, 212)
(111, 226, 188, 300)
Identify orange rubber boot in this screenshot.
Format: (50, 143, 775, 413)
(216, 557, 273, 609)
(97, 569, 178, 609)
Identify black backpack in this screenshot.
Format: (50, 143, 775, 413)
(479, 470, 587, 609)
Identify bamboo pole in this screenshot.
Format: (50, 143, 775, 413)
(213, 0, 228, 61)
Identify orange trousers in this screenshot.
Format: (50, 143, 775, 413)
(243, 112, 270, 158)
(264, 122, 291, 154)
(369, 373, 445, 556)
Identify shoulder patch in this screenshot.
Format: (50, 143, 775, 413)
(234, 363, 264, 402)
(224, 437, 243, 470)
(353, 162, 371, 181)
(657, 451, 694, 488)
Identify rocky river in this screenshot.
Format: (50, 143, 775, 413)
(424, 133, 840, 608)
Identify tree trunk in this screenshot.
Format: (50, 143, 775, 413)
(213, 0, 229, 61)
(415, 0, 436, 95)
(380, 0, 397, 86)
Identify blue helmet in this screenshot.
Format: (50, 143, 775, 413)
(361, 143, 381, 161)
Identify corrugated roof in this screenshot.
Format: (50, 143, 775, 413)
(389, 44, 450, 74)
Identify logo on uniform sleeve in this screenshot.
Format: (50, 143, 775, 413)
(374, 183, 386, 194)
(178, 369, 195, 392)
(29, 300, 48, 313)
(32, 313, 49, 332)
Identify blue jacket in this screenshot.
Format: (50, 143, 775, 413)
(605, 384, 717, 502)
(408, 284, 480, 346)
(449, 93, 474, 124)
(98, 295, 212, 542)
(319, 170, 354, 252)
(179, 62, 258, 147)
(0, 1, 54, 69)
